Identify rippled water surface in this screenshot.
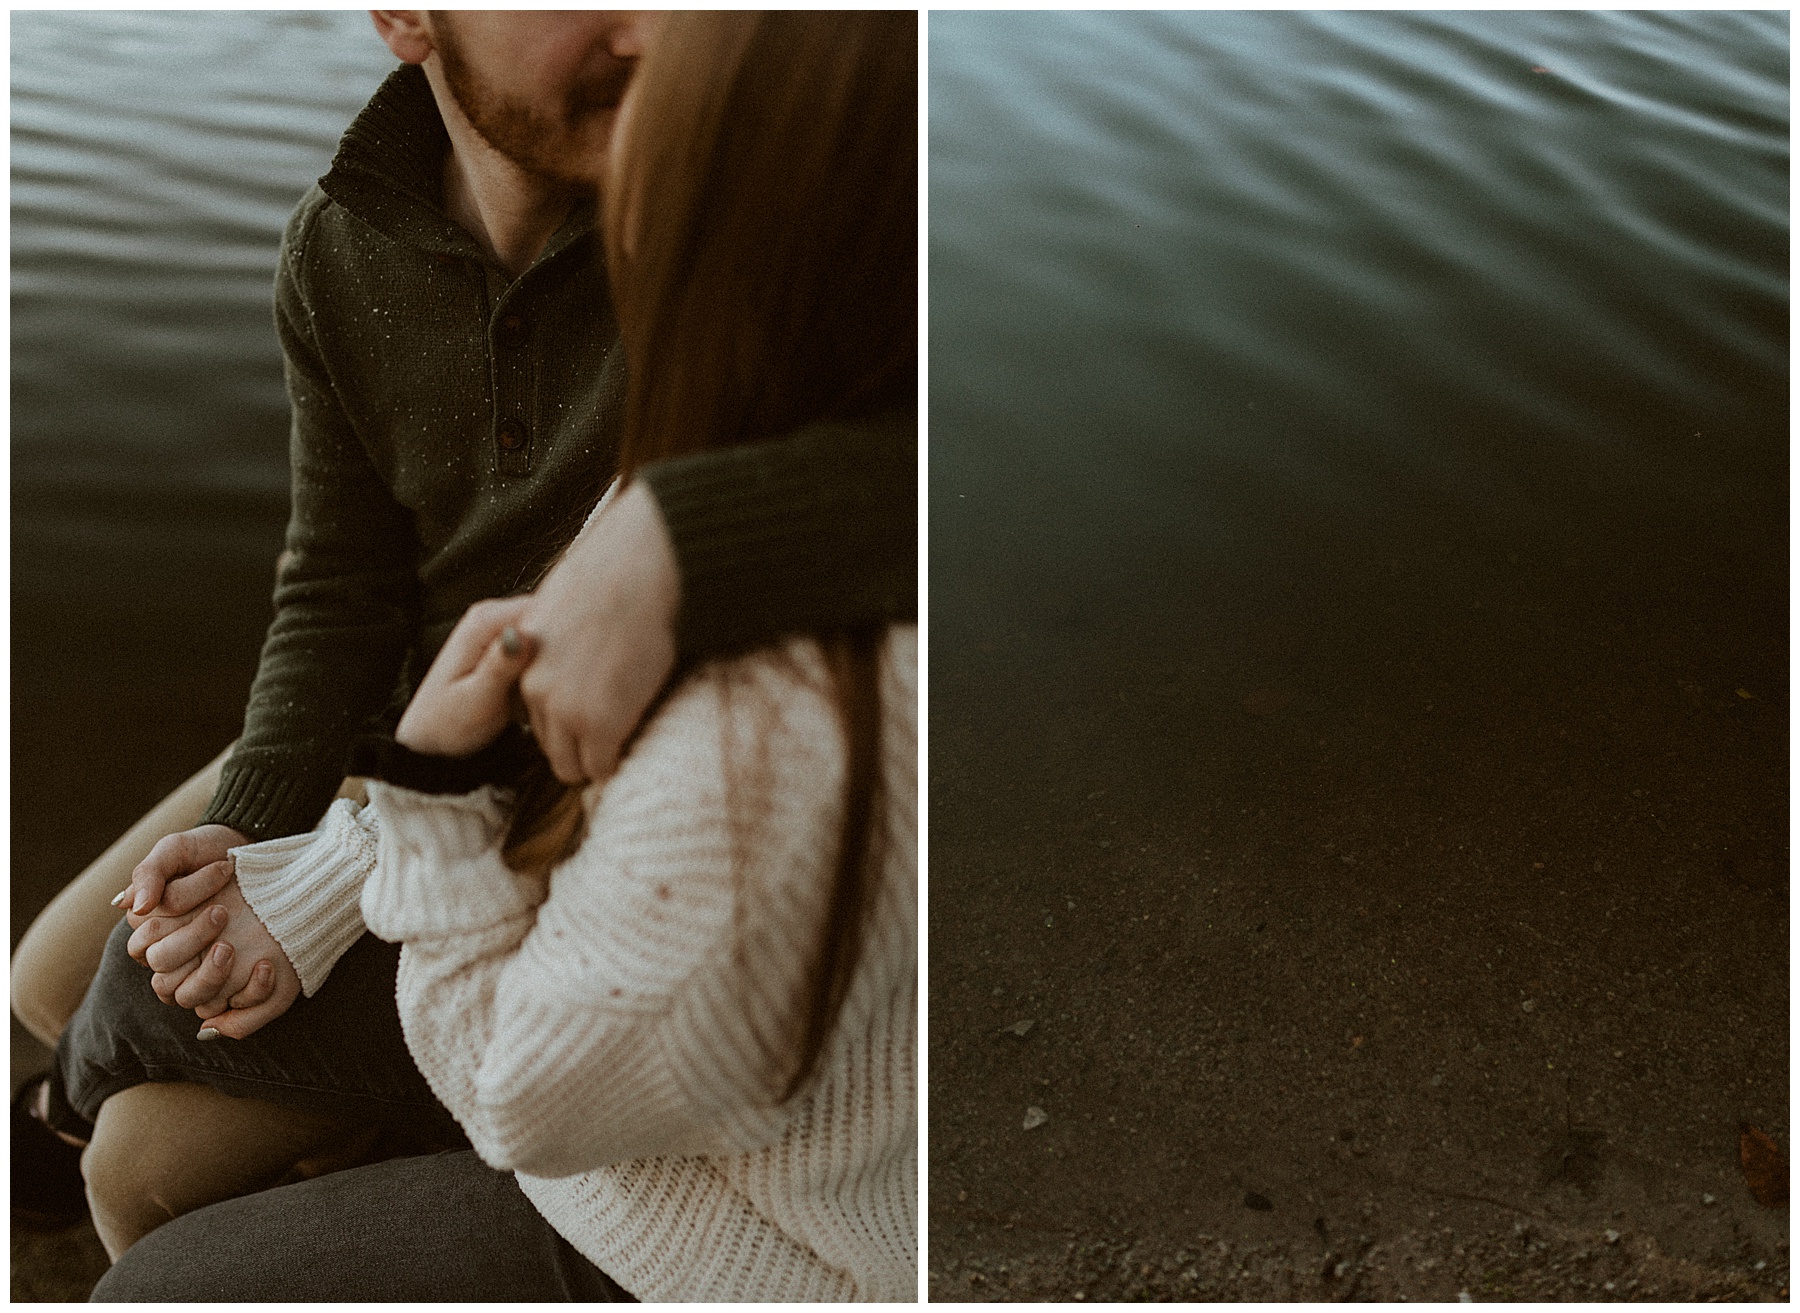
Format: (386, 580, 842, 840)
(933, 10, 1784, 625)
(931, 8, 1786, 799)
(13, 9, 395, 505)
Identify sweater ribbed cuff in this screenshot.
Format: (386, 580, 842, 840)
(361, 780, 542, 942)
(640, 412, 917, 659)
(230, 798, 378, 997)
(202, 759, 346, 843)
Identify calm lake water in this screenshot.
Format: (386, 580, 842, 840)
(13, 10, 394, 513)
(932, 10, 1784, 645)
(11, 12, 395, 942)
(931, 7, 1785, 829)
(930, 9, 1785, 1271)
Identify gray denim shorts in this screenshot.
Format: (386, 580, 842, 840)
(51, 918, 461, 1142)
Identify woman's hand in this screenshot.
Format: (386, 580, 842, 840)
(397, 596, 538, 757)
(126, 877, 302, 1040)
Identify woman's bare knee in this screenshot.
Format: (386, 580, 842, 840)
(83, 1081, 345, 1260)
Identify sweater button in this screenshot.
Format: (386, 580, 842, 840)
(498, 312, 527, 347)
(497, 419, 526, 451)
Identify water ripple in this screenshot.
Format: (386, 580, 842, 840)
(932, 9, 1786, 553)
(12, 11, 395, 492)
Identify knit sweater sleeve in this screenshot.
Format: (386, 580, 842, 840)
(202, 201, 421, 841)
(641, 411, 916, 659)
(228, 797, 379, 997)
(361, 637, 884, 1179)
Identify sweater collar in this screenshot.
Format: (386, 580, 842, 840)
(319, 63, 595, 267)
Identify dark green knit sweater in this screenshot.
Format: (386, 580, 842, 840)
(202, 64, 915, 842)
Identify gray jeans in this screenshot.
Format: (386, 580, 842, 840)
(91, 1149, 634, 1300)
(51, 920, 461, 1141)
(57, 921, 631, 1300)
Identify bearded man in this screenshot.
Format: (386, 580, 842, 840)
(11, 11, 914, 1273)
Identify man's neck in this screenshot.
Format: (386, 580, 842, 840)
(425, 65, 577, 279)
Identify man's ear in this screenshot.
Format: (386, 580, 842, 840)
(370, 11, 433, 65)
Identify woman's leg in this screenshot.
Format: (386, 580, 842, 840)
(82, 1082, 350, 1261)
(11, 745, 230, 1048)
(90, 1150, 636, 1301)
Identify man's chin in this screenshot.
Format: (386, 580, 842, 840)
(518, 109, 618, 187)
(453, 86, 617, 187)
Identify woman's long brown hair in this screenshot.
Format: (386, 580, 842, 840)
(503, 11, 916, 1104)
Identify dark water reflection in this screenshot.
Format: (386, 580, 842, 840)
(931, 7, 1785, 835)
(933, 11, 1783, 622)
(14, 10, 394, 503)
(930, 9, 1785, 1272)
(11, 13, 393, 948)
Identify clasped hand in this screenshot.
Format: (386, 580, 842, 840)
(118, 830, 299, 1040)
(124, 863, 298, 1038)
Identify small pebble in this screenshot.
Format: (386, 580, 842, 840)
(1521, 999, 1536, 1013)
(1702, 1193, 1716, 1205)
(1023, 1106, 1048, 1131)
(1604, 1229, 1620, 1244)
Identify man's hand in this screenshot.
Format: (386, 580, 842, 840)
(117, 823, 248, 920)
(518, 480, 680, 785)
(129, 877, 302, 1040)
(396, 595, 536, 757)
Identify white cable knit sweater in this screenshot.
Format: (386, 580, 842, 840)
(229, 629, 917, 1301)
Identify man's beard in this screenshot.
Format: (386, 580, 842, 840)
(434, 23, 632, 184)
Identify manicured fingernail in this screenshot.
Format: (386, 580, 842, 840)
(210, 905, 228, 927)
(132, 890, 154, 915)
(196, 1028, 220, 1042)
(212, 942, 233, 966)
(500, 625, 522, 657)
(110, 889, 130, 908)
